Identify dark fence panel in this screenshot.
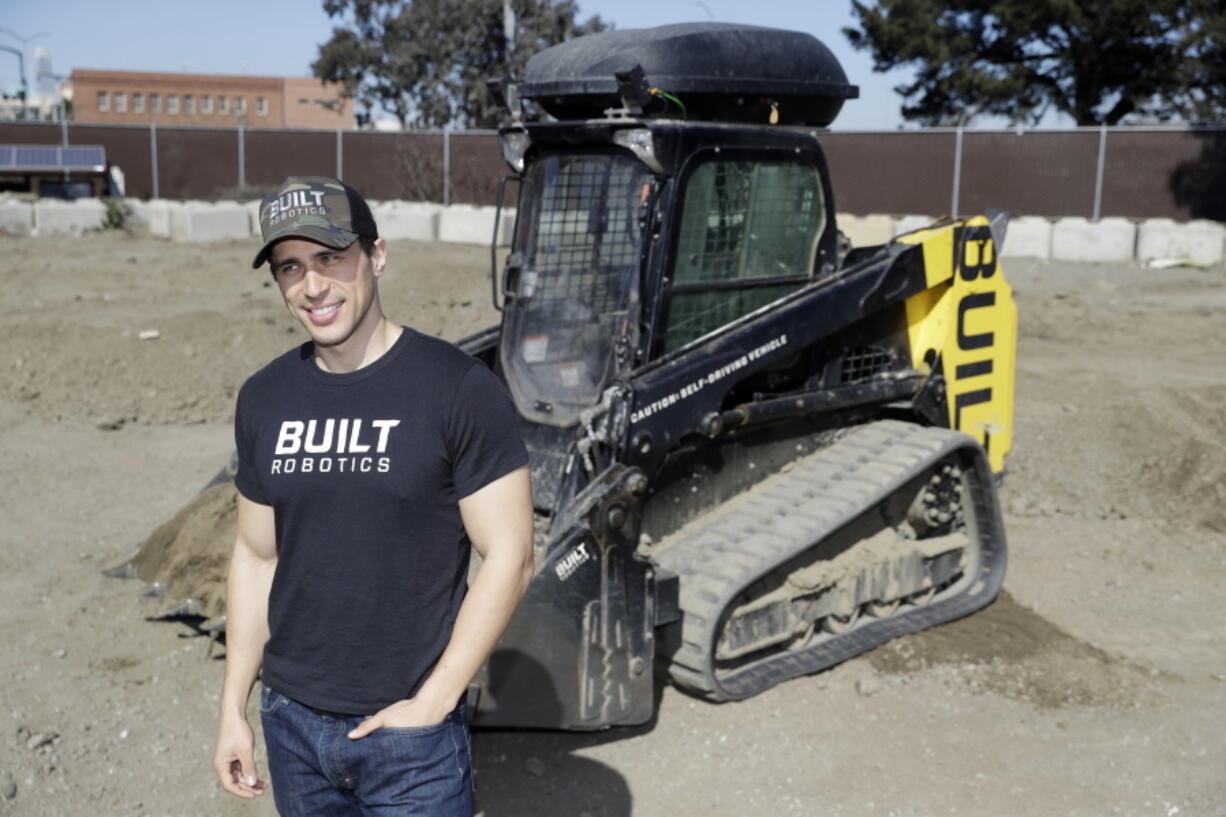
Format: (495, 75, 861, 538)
(342, 131, 444, 201)
(156, 128, 239, 200)
(245, 129, 336, 195)
(1102, 130, 1206, 220)
(1159, 130, 1226, 222)
(0, 123, 61, 144)
(68, 124, 155, 199)
(2, 120, 1224, 223)
(820, 132, 956, 216)
(449, 133, 505, 205)
(960, 131, 1098, 218)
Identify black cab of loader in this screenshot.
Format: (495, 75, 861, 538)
(456, 23, 1015, 731)
(485, 23, 860, 509)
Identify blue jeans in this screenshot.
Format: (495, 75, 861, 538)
(259, 684, 474, 816)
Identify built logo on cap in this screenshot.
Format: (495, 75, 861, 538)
(265, 189, 328, 227)
(259, 178, 354, 235)
(253, 176, 376, 269)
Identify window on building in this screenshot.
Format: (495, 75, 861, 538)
(298, 98, 309, 105)
(184, 95, 195, 115)
(150, 93, 161, 113)
(97, 92, 109, 112)
(256, 97, 268, 116)
(132, 93, 144, 113)
(235, 96, 246, 115)
(218, 95, 230, 114)
(167, 94, 179, 114)
(201, 95, 212, 114)
(114, 92, 127, 113)
(662, 159, 825, 353)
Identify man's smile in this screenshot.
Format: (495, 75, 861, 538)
(305, 301, 343, 325)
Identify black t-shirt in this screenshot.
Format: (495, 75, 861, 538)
(234, 327, 528, 714)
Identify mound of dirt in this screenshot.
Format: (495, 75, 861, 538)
(868, 590, 1154, 709)
(1000, 266, 1226, 534)
(109, 482, 238, 620)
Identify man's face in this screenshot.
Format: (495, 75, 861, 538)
(268, 237, 387, 349)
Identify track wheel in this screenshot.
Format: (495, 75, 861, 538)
(784, 619, 817, 651)
(867, 599, 901, 618)
(821, 607, 861, 634)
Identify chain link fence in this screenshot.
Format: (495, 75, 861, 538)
(1, 120, 1223, 221)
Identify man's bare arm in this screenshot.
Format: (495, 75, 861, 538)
(348, 465, 534, 736)
(212, 494, 277, 798)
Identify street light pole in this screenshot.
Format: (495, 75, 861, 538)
(0, 30, 47, 122)
(0, 44, 27, 121)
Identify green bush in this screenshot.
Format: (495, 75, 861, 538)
(100, 198, 133, 231)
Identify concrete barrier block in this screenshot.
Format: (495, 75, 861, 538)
(1136, 218, 1226, 266)
(243, 200, 262, 237)
(123, 199, 151, 226)
(172, 202, 251, 243)
(0, 200, 34, 235)
(1000, 216, 1052, 260)
(169, 204, 191, 241)
(1051, 217, 1136, 263)
(374, 202, 440, 242)
(837, 213, 893, 247)
(438, 205, 501, 246)
(34, 199, 106, 236)
(147, 200, 180, 237)
(892, 215, 936, 237)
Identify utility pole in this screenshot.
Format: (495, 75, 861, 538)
(0, 44, 27, 121)
(503, 0, 516, 67)
(0, 30, 47, 122)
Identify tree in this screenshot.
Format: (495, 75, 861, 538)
(314, 0, 606, 129)
(843, 0, 1226, 126)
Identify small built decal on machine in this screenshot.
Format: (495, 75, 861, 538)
(630, 334, 788, 424)
(555, 541, 592, 581)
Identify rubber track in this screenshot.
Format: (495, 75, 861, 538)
(653, 419, 1007, 701)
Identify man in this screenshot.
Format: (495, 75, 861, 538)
(212, 176, 534, 816)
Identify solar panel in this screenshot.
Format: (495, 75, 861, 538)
(14, 145, 59, 168)
(62, 146, 107, 170)
(0, 144, 106, 172)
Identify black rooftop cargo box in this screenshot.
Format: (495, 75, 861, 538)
(517, 22, 858, 126)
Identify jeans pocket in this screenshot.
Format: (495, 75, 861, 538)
(353, 713, 473, 813)
(258, 684, 288, 714)
(375, 700, 464, 735)
(375, 718, 450, 736)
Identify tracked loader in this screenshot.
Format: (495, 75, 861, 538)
(117, 23, 1017, 730)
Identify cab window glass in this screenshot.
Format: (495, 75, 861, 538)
(665, 160, 823, 352)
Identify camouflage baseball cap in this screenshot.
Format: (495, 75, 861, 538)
(251, 176, 378, 269)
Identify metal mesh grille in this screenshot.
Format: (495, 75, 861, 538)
(674, 161, 822, 285)
(664, 160, 823, 352)
(527, 154, 647, 316)
(500, 152, 650, 427)
(666, 284, 798, 353)
(840, 346, 892, 383)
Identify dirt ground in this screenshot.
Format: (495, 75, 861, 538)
(1, 230, 1223, 817)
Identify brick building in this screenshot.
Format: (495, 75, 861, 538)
(67, 69, 354, 130)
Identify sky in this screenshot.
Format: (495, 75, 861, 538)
(2, 0, 938, 131)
